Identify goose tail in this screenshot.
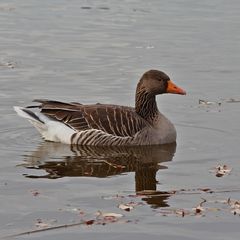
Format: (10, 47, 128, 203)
(13, 106, 75, 143)
(14, 106, 44, 123)
(14, 106, 46, 131)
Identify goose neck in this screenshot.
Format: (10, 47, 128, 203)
(135, 89, 159, 123)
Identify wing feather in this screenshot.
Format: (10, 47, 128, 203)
(33, 99, 149, 136)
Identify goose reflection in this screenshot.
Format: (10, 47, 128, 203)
(23, 142, 176, 208)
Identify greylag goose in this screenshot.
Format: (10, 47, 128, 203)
(14, 70, 186, 146)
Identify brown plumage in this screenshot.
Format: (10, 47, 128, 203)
(14, 70, 186, 146)
(33, 100, 148, 137)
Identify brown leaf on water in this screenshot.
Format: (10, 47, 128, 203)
(192, 199, 206, 216)
(85, 219, 95, 225)
(199, 188, 212, 193)
(194, 206, 204, 214)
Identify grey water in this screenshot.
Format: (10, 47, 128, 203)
(0, 0, 240, 239)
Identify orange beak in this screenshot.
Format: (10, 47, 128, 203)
(166, 80, 186, 95)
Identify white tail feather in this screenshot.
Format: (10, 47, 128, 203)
(14, 106, 41, 122)
(13, 106, 75, 144)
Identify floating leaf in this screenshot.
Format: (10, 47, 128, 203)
(118, 203, 134, 212)
(228, 199, 240, 214)
(192, 199, 206, 215)
(85, 219, 95, 225)
(209, 164, 232, 177)
(96, 210, 123, 217)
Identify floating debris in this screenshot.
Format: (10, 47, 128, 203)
(98, 7, 110, 10)
(225, 98, 240, 103)
(227, 198, 240, 215)
(81, 6, 110, 10)
(199, 98, 240, 108)
(135, 45, 155, 49)
(199, 99, 221, 106)
(210, 164, 232, 177)
(81, 6, 92, 9)
(0, 60, 16, 69)
(63, 207, 85, 215)
(99, 211, 123, 219)
(198, 188, 213, 193)
(96, 211, 124, 223)
(146, 45, 155, 49)
(102, 194, 125, 200)
(35, 219, 57, 229)
(85, 219, 95, 225)
(118, 203, 134, 212)
(175, 209, 186, 217)
(192, 199, 206, 215)
(157, 208, 191, 217)
(35, 221, 50, 228)
(193, 205, 204, 214)
(232, 209, 240, 215)
(30, 189, 40, 196)
(157, 199, 207, 217)
(158, 196, 240, 218)
(0, 4, 15, 11)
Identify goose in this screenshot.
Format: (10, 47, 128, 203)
(14, 70, 186, 146)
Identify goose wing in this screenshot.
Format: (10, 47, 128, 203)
(32, 99, 148, 137)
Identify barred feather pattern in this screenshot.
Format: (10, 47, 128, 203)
(135, 89, 159, 123)
(70, 128, 154, 146)
(71, 129, 135, 146)
(31, 99, 153, 145)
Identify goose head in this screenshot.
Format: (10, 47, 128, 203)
(138, 70, 186, 96)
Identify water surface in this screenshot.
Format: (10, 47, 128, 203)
(0, 0, 240, 239)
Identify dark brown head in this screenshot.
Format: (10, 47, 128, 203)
(137, 70, 186, 96)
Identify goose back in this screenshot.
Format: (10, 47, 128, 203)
(33, 99, 150, 138)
